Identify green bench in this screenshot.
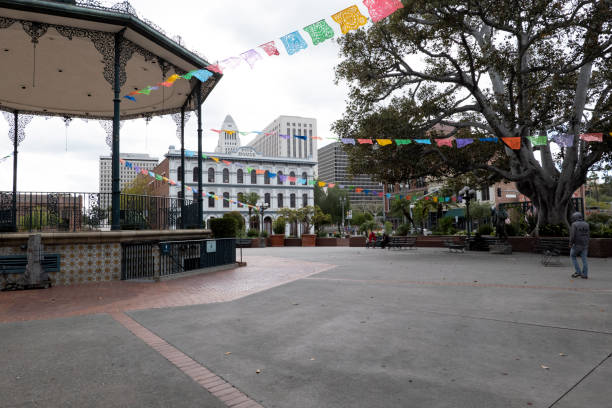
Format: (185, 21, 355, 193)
(0, 254, 61, 274)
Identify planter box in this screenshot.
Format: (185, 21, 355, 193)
(269, 235, 285, 247)
(316, 237, 350, 247)
(349, 236, 366, 247)
(250, 238, 266, 248)
(284, 237, 302, 247)
(589, 238, 612, 258)
(301, 234, 316, 247)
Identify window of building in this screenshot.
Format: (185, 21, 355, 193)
(223, 168, 229, 183)
(193, 167, 199, 182)
(481, 186, 490, 201)
(208, 168, 215, 183)
(290, 171, 296, 186)
(237, 169, 243, 184)
(277, 171, 284, 185)
(251, 170, 257, 184)
(264, 171, 270, 185)
(301, 172, 307, 185)
(277, 193, 283, 208)
(223, 192, 229, 208)
(302, 193, 308, 207)
(290, 193, 296, 208)
(177, 166, 183, 182)
(292, 131, 296, 157)
(265, 193, 271, 207)
(237, 192, 244, 208)
(208, 192, 215, 208)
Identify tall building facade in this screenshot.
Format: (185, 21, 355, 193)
(215, 114, 241, 154)
(99, 153, 158, 208)
(247, 115, 318, 162)
(317, 142, 383, 209)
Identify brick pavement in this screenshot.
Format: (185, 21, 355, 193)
(0, 256, 335, 323)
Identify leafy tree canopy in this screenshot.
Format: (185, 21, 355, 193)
(334, 0, 612, 226)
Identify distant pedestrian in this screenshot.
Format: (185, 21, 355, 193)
(381, 232, 390, 249)
(569, 212, 589, 279)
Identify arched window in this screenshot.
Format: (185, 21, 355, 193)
(277, 193, 283, 208)
(264, 171, 270, 185)
(177, 166, 183, 183)
(290, 193, 296, 208)
(301, 172, 307, 185)
(302, 193, 308, 207)
(208, 168, 215, 183)
(223, 192, 229, 208)
(208, 192, 215, 208)
(251, 170, 257, 184)
(277, 170, 284, 185)
(193, 167, 199, 182)
(290, 171, 296, 186)
(265, 193, 271, 207)
(223, 168, 229, 183)
(237, 192, 244, 208)
(237, 169, 244, 184)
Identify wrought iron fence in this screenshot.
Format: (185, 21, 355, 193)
(0, 192, 198, 232)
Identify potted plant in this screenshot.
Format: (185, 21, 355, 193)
(247, 228, 265, 248)
(297, 206, 316, 246)
(270, 217, 286, 247)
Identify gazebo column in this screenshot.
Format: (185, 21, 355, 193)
(11, 111, 18, 232)
(196, 82, 203, 227)
(111, 31, 123, 231)
(180, 106, 186, 228)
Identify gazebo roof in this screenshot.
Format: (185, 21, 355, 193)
(0, 0, 222, 120)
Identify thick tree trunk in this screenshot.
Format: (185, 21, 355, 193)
(516, 178, 575, 233)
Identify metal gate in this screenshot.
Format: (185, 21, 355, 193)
(121, 242, 155, 280)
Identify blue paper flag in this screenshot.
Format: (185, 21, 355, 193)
(124, 95, 136, 102)
(280, 31, 308, 55)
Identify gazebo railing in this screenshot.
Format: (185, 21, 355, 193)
(0, 192, 198, 233)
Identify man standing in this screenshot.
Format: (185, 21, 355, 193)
(569, 212, 590, 279)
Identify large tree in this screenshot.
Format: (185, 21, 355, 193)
(333, 0, 612, 228)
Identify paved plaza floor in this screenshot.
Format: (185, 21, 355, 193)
(1, 247, 610, 407)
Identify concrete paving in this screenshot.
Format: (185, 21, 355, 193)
(1, 247, 610, 407)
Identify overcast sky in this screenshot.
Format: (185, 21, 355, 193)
(0, 0, 363, 192)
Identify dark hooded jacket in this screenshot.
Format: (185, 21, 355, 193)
(569, 212, 589, 251)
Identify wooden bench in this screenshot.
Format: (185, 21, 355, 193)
(387, 236, 417, 250)
(444, 237, 466, 253)
(534, 238, 569, 266)
(0, 254, 61, 274)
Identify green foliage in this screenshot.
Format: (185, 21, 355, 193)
(351, 210, 373, 227)
(209, 217, 238, 238)
(19, 207, 58, 230)
(396, 223, 411, 236)
(469, 203, 492, 223)
(223, 212, 245, 234)
(83, 205, 106, 228)
(477, 224, 494, 235)
(247, 228, 260, 238)
(312, 205, 332, 234)
(272, 217, 286, 235)
(433, 217, 457, 235)
(359, 220, 378, 234)
(384, 221, 393, 235)
(296, 206, 315, 231)
(260, 230, 268, 238)
(587, 213, 612, 238)
(412, 199, 437, 233)
(539, 223, 569, 237)
(315, 185, 350, 226)
(587, 213, 612, 224)
(122, 175, 153, 195)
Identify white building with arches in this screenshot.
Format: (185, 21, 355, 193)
(156, 145, 316, 235)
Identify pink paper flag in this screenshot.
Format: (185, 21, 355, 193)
(580, 133, 603, 142)
(240, 49, 262, 69)
(222, 160, 232, 166)
(362, 0, 404, 23)
(328, 183, 336, 188)
(435, 137, 454, 147)
(206, 64, 223, 74)
(357, 139, 373, 144)
(259, 41, 280, 56)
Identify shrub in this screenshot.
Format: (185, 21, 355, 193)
(587, 213, 612, 224)
(272, 218, 286, 235)
(478, 224, 494, 235)
(260, 230, 269, 238)
(539, 223, 569, 237)
(384, 221, 393, 235)
(223, 212, 245, 233)
(504, 223, 519, 237)
(396, 223, 411, 236)
(434, 217, 457, 235)
(247, 228, 260, 238)
(209, 217, 238, 238)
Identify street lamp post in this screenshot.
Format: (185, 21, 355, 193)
(340, 196, 345, 232)
(459, 186, 477, 238)
(258, 202, 270, 234)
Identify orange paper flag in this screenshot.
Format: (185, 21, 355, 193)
(502, 137, 521, 150)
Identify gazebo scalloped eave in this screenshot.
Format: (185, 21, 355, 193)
(0, 0, 222, 231)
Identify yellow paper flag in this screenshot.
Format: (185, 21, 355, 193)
(166, 74, 181, 83)
(318, 181, 326, 187)
(376, 139, 393, 146)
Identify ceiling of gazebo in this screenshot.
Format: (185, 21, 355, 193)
(0, 1, 221, 120)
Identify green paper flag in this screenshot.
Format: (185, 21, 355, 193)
(395, 139, 412, 145)
(528, 135, 548, 146)
(303, 19, 335, 46)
